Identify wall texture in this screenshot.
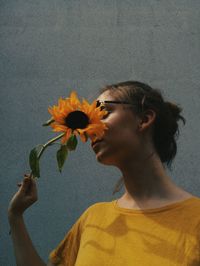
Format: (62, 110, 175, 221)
(1, 1, 200, 264)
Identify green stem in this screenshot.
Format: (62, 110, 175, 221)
(9, 132, 67, 235)
(30, 132, 66, 179)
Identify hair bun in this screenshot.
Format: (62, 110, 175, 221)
(164, 101, 186, 125)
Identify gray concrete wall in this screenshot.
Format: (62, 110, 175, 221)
(1, 1, 200, 264)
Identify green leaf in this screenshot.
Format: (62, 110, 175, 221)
(66, 134, 78, 151)
(42, 118, 55, 126)
(56, 145, 68, 173)
(29, 147, 40, 178)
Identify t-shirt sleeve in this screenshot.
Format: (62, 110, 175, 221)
(48, 206, 90, 266)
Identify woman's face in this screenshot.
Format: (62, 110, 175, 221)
(91, 90, 143, 166)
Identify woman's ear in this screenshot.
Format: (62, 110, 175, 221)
(137, 109, 156, 132)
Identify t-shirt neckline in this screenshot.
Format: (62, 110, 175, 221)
(112, 196, 197, 214)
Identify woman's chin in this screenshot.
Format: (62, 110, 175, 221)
(95, 152, 115, 166)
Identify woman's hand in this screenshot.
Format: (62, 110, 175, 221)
(8, 173, 38, 217)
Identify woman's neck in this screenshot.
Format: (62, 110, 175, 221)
(118, 152, 181, 203)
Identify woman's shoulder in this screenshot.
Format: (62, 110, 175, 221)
(86, 200, 114, 211)
(82, 200, 114, 217)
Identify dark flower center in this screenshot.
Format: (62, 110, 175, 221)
(65, 111, 89, 130)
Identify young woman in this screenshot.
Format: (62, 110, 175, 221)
(8, 81, 200, 266)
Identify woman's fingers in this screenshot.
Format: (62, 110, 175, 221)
(21, 177, 32, 194)
(24, 173, 31, 178)
(9, 173, 38, 216)
(17, 173, 31, 187)
(21, 175, 38, 200)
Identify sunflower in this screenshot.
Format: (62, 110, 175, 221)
(47, 91, 109, 145)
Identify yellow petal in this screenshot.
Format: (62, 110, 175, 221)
(79, 132, 87, 142)
(61, 129, 72, 144)
(51, 124, 68, 132)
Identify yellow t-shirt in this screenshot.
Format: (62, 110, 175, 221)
(49, 196, 200, 266)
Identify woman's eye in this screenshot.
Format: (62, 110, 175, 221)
(100, 105, 106, 111)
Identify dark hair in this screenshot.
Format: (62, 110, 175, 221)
(98, 81, 186, 194)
